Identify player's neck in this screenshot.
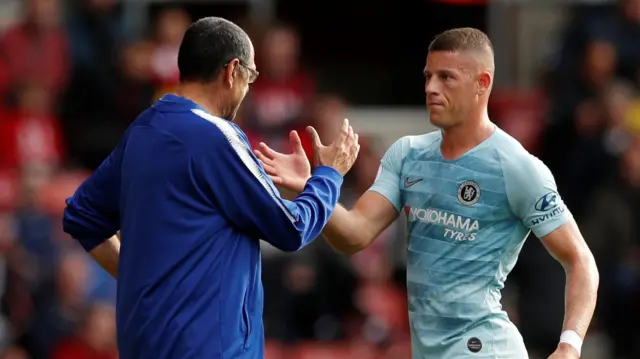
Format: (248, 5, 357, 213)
(176, 83, 227, 119)
(440, 114, 495, 160)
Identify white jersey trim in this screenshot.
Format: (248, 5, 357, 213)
(191, 109, 296, 223)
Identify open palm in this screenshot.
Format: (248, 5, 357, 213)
(255, 130, 311, 193)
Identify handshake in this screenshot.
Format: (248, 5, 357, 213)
(254, 118, 361, 192)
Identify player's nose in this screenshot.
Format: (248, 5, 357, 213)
(425, 79, 440, 96)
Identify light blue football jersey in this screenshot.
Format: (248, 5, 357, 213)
(370, 128, 572, 359)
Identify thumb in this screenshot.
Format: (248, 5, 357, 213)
(289, 130, 305, 155)
(306, 126, 323, 148)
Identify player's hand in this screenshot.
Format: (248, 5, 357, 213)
(307, 118, 360, 176)
(255, 130, 311, 193)
(547, 343, 580, 359)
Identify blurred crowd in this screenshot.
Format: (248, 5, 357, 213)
(0, 0, 637, 358)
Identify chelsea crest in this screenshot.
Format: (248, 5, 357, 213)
(458, 180, 480, 206)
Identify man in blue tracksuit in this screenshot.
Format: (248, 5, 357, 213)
(62, 17, 360, 359)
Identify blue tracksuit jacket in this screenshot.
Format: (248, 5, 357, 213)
(62, 94, 343, 359)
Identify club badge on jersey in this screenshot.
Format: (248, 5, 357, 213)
(457, 180, 480, 206)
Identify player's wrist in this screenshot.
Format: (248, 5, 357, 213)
(313, 165, 342, 178)
(558, 330, 582, 357)
(294, 177, 311, 193)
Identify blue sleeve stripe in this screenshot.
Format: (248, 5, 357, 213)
(191, 109, 296, 223)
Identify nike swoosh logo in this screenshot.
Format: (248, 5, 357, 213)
(404, 178, 423, 188)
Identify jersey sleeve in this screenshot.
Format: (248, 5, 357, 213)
(191, 110, 343, 252)
(63, 139, 124, 252)
(369, 137, 406, 211)
(503, 153, 572, 238)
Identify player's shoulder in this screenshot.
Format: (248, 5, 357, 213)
(391, 131, 441, 153)
(491, 128, 553, 180)
(408, 130, 442, 148)
(384, 131, 441, 166)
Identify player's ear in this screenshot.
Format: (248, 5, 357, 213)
(224, 59, 241, 88)
(477, 71, 492, 95)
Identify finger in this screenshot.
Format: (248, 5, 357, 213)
(260, 161, 277, 176)
(335, 118, 350, 145)
(344, 127, 357, 147)
(289, 130, 305, 155)
(354, 133, 359, 145)
(341, 118, 350, 135)
(254, 149, 275, 166)
(255, 157, 270, 170)
(269, 175, 283, 185)
(258, 142, 280, 159)
(306, 126, 323, 148)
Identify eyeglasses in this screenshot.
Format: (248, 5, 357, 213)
(224, 60, 259, 84)
(240, 63, 259, 84)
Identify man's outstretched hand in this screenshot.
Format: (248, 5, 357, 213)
(255, 118, 360, 193)
(255, 130, 311, 193)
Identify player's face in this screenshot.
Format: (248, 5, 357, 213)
(223, 43, 258, 121)
(424, 51, 478, 129)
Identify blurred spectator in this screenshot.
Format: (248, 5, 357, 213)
(12, 164, 58, 287)
(150, 7, 191, 99)
(264, 238, 359, 345)
(0, 346, 30, 359)
(62, 0, 123, 168)
(544, 38, 623, 218)
(351, 263, 408, 348)
(0, 0, 69, 102)
(309, 96, 349, 146)
(114, 40, 156, 131)
(245, 23, 316, 154)
(66, 0, 121, 78)
(581, 135, 640, 359)
(553, 0, 640, 88)
(601, 81, 636, 155)
(20, 251, 90, 359)
(490, 89, 546, 154)
(51, 303, 117, 359)
(0, 83, 65, 171)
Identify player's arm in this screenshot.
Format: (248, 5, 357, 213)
(323, 138, 404, 254)
(62, 141, 125, 279)
(194, 118, 343, 252)
(323, 194, 398, 255)
(539, 220, 598, 355)
(505, 156, 598, 357)
(88, 232, 121, 278)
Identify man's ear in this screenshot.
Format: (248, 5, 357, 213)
(224, 58, 240, 88)
(478, 71, 492, 95)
